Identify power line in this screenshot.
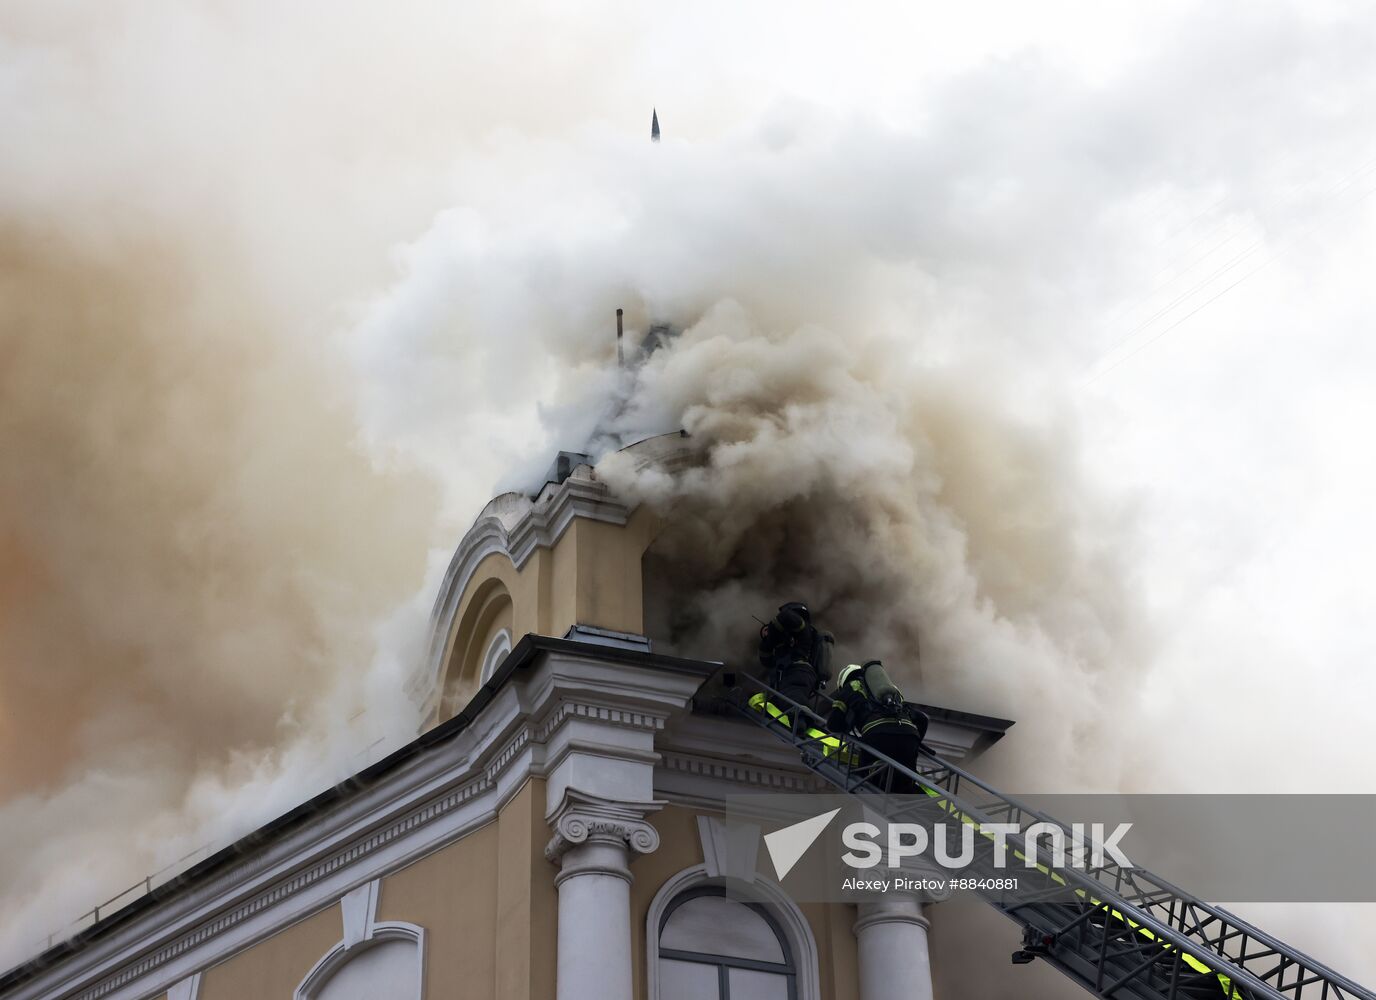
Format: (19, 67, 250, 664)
(1083, 156, 1376, 386)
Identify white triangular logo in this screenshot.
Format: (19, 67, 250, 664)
(763, 808, 841, 879)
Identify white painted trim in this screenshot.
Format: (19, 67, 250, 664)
(479, 629, 513, 684)
(296, 878, 424, 1000)
(2, 648, 715, 1000)
(165, 973, 199, 1000)
(644, 865, 821, 1000)
(696, 816, 761, 883)
(413, 472, 633, 714)
(339, 880, 380, 949)
(294, 927, 425, 1000)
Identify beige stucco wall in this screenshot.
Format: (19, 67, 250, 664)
(439, 506, 660, 717)
(192, 780, 555, 1000)
(197, 902, 343, 1000)
(379, 819, 500, 997)
(157, 784, 857, 1000)
(375, 778, 557, 1000)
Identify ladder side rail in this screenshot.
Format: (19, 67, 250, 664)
(730, 692, 1272, 1000)
(728, 693, 1266, 1000)
(904, 738, 1368, 993)
(732, 672, 1374, 1000)
(758, 670, 1374, 1000)
(825, 731, 1295, 1000)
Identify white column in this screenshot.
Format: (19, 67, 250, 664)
(546, 794, 660, 1000)
(854, 895, 934, 1000)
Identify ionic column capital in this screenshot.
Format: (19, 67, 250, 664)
(544, 789, 662, 869)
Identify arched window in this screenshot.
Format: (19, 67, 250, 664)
(657, 886, 797, 1000)
(295, 881, 425, 1000)
(479, 627, 512, 683)
(302, 937, 421, 1000)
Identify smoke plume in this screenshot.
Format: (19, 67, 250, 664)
(4, 0, 1376, 990)
(594, 302, 1143, 791)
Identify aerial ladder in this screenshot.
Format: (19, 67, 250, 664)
(719, 672, 1376, 1000)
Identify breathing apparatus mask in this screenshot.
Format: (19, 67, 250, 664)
(773, 602, 811, 634)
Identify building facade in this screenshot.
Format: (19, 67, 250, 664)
(0, 440, 1010, 1000)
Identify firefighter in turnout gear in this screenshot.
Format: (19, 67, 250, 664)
(827, 661, 930, 794)
(757, 601, 834, 711)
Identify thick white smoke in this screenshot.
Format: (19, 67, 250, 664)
(3, 0, 1375, 990)
(589, 301, 1143, 793)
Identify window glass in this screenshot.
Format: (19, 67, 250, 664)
(656, 887, 796, 1000)
(660, 958, 718, 1000)
(660, 894, 785, 963)
(728, 967, 791, 1000)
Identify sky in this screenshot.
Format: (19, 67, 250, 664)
(2, 0, 1375, 988)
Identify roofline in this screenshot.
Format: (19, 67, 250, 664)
(914, 703, 1015, 735)
(0, 634, 719, 990)
(2, 634, 1007, 989)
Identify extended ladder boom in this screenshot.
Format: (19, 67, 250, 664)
(724, 673, 1375, 1000)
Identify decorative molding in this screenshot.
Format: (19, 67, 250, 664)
(407, 516, 513, 707)
(696, 816, 761, 883)
(339, 880, 380, 949)
(294, 879, 425, 1000)
(68, 770, 493, 1000)
(534, 701, 666, 744)
(544, 789, 663, 866)
(5, 648, 786, 1000)
(165, 973, 199, 1000)
(24, 698, 531, 1000)
(486, 723, 534, 779)
(658, 750, 826, 794)
(478, 629, 513, 684)
(414, 471, 632, 713)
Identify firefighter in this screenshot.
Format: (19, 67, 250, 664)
(826, 660, 930, 794)
(757, 601, 834, 711)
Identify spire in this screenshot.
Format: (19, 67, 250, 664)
(651, 108, 660, 143)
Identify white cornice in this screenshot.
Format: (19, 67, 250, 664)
(658, 749, 824, 790)
(4, 645, 728, 1000)
(533, 702, 665, 744)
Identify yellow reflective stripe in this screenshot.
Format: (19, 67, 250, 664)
(754, 693, 1238, 995)
(859, 716, 917, 735)
(748, 694, 860, 765)
(918, 788, 1239, 998)
(751, 692, 1237, 999)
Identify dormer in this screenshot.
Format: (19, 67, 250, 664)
(413, 433, 693, 729)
